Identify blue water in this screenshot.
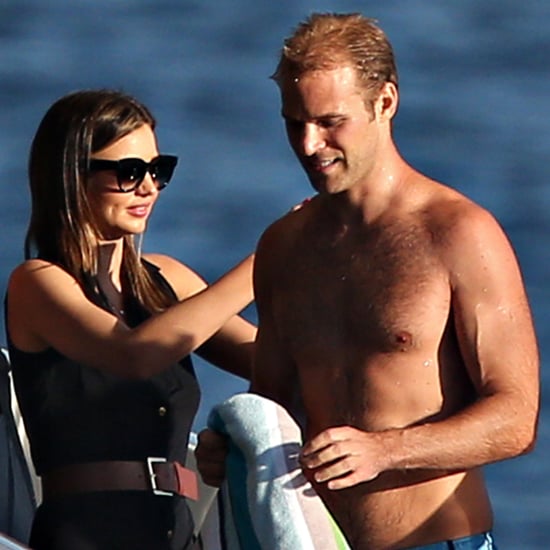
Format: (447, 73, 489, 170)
(1, 1, 548, 546)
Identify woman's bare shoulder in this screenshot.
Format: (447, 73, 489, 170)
(142, 253, 207, 300)
(8, 259, 74, 291)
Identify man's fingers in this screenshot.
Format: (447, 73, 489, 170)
(198, 469, 226, 488)
(311, 457, 353, 483)
(301, 429, 352, 468)
(196, 428, 228, 452)
(194, 428, 229, 487)
(301, 445, 340, 469)
(301, 426, 349, 458)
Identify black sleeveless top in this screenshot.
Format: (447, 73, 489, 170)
(6, 260, 201, 550)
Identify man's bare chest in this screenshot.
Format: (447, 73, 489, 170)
(272, 221, 449, 355)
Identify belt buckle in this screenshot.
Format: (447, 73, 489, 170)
(146, 456, 172, 496)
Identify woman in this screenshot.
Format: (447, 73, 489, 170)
(5, 89, 256, 549)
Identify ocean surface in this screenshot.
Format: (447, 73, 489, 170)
(0, 1, 548, 547)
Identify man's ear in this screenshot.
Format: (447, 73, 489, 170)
(375, 82, 399, 121)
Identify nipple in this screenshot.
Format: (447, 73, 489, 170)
(395, 331, 413, 351)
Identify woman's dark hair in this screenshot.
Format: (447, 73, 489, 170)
(26, 89, 175, 312)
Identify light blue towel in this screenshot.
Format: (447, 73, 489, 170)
(207, 393, 350, 550)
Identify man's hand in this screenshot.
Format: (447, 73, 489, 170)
(300, 426, 387, 490)
(194, 428, 229, 487)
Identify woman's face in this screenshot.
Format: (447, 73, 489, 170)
(86, 124, 162, 241)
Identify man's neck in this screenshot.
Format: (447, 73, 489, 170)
(329, 151, 413, 226)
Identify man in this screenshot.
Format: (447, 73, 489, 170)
(198, 13, 539, 549)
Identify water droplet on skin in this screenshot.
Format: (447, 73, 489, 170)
(423, 359, 432, 367)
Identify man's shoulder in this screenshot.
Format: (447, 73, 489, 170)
(258, 199, 311, 245)
(419, 180, 496, 234)
(255, 199, 315, 273)
(421, 185, 508, 261)
(441, 193, 496, 231)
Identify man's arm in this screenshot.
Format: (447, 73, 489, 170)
(250, 224, 300, 411)
(195, 222, 299, 485)
(301, 204, 539, 489)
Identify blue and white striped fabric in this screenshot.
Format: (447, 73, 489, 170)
(207, 393, 350, 550)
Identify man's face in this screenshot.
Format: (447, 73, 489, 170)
(280, 65, 382, 195)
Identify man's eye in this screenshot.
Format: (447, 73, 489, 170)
(320, 119, 341, 129)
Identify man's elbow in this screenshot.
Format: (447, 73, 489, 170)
(512, 406, 539, 457)
(521, 416, 539, 455)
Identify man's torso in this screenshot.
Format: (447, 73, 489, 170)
(262, 194, 493, 548)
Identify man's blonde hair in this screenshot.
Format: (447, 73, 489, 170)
(272, 12, 398, 102)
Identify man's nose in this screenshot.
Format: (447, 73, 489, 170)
(302, 123, 326, 156)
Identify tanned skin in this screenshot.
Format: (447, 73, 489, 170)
(197, 65, 539, 549)
(252, 66, 538, 549)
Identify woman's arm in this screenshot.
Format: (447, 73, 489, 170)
(7, 254, 254, 379)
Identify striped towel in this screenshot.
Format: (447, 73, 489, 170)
(207, 393, 350, 550)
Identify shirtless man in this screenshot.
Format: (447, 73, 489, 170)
(198, 13, 539, 549)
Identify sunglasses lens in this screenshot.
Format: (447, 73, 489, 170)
(117, 159, 147, 192)
(150, 156, 177, 189)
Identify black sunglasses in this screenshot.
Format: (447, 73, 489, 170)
(88, 155, 178, 193)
